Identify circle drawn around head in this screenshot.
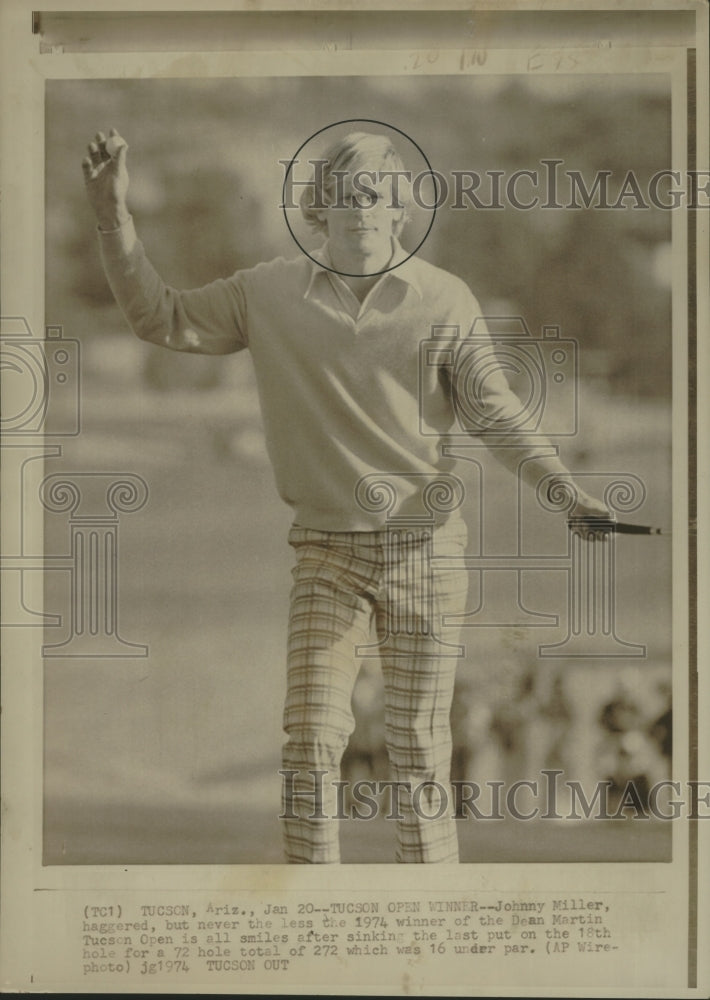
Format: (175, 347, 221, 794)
(282, 119, 437, 278)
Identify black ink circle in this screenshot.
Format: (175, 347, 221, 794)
(281, 118, 438, 278)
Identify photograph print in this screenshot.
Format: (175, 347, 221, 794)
(42, 69, 674, 866)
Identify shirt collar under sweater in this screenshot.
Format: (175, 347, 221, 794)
(303, 237, 424, 302)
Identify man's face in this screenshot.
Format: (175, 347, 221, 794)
(316, 168, 404, 259)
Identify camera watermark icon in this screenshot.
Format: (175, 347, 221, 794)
(0, 317, 80, 435)
(420, 317, 578, 438)
(411, 315, 651, 655)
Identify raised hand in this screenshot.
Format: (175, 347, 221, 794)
(81, 128, 130, 231)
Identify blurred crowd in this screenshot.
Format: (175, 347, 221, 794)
(342, 658, 672, 816)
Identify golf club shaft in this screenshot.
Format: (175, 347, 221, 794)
(567, 518, 666, 535)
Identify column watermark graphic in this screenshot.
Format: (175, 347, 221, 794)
(353, 472, 467, 658)
(40, 473, 148, 657)
(537, 474, 647, 658)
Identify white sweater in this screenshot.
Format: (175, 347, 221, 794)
(99, 218, 570, 531)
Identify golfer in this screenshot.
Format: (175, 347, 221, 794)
(83, 127, 609, 863)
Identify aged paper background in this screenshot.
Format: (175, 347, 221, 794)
(1, 1, 708, 994)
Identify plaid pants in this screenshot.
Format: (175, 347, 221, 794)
(281, 517, 469, 863)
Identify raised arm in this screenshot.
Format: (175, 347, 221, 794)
(82, 129, 247, 355)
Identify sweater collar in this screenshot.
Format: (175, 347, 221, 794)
(304, 238, 423, 300)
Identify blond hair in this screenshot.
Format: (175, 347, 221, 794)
(299, 131, 411, 236)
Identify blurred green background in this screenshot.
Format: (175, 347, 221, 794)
(43, 73, 673, 864)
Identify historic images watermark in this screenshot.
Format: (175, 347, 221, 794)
(280, 770, 710, 823)
(282, 160, 710, 212)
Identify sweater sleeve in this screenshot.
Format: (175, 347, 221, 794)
(448, 293, 575, 493)
(98, 216, 248, 355)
